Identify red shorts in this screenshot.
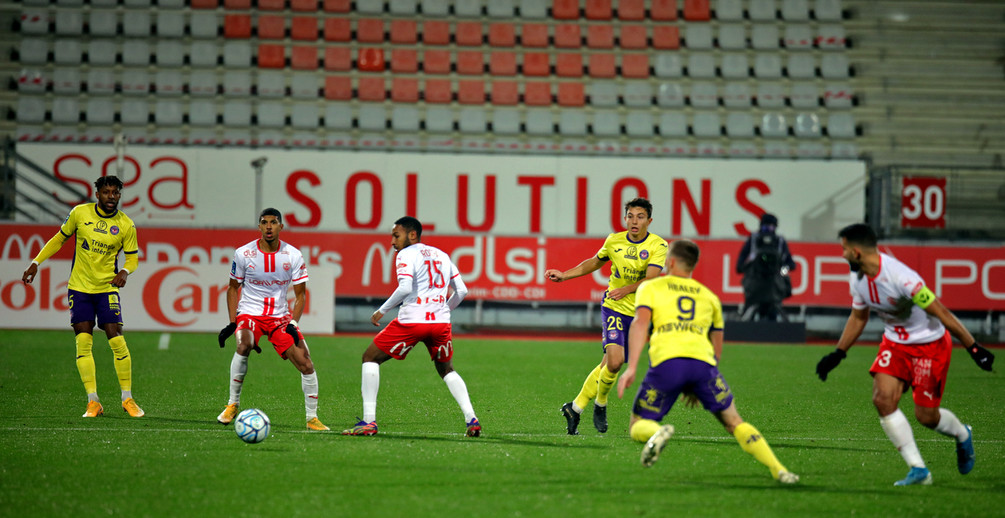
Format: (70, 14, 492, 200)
(373, 319, 453, 362)
(236, 314, 303, 357)
(869, 330, 952, 408)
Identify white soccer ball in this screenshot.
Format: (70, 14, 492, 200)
(234, 408, 270, 444)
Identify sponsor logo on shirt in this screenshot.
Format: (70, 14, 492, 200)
(94, 220, 108, 234)
(625, 245, 638, 260)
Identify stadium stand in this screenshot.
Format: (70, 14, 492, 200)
(2, 0, 1003, 165)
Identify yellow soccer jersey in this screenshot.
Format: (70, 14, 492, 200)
(51, 203, 138, 293)
(596, 231, 668, 316)
(635, 275, 724, 367)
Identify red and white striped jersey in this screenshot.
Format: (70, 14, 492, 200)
(378, 243, 467, 324)
(849, 253, 944, 344)
(230, 239, 308, 318)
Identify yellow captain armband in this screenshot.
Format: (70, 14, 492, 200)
(912, 286, 936, 309)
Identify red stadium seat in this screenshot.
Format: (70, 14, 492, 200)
(258, 0, 284, 11)
(390, 48, 418, 73)
(619, 25, 647, 49)
(491, 81, 519, 105)
(224, 15, 251, 39)
(458, 80, 485, 104)
(555, 53, 583, 77)
(290, 0, 317, 11)
(456, 51, 484, 75)
(521, 24, 549, 48)
(324, 18, 351, 42)
(489, 51, 517, 76)
(557, 82, 585, 106)
(488, 23, 516, 47)
(652, 26, 680, 49)
(390, 20, 417, 44)
(621, 54, 649, 78)
(456, 22, 483, 46)
(522, 52, 550, 76)
(357, 47, 385, 72)
(358, 77, 385, 102)
(224, 0, 251, 8)
(423, 50, 451, 74)
(357, 19, 384, 43)
(554, 24, 581, 48)
(586, 25, 614, 48)
(585, 0, 612, 20)
(392, 78, 419, 103)
(651, 0, 679, 20)
(291, 17, 318, 41)
(257, 15, 285, 40)
(424, 79, 452, 103)
(588, 53, 616, 78)
(190, 0, 219, 8)
(323, 0, 350, 12)
(257, 44, 285, 68)
(524, 82, 551, 106)
(684, 0, 710, 21)
(423, 21, 450, 46)
(290, 46, 318, 69)
(324, 76, 352, 100)
(552, 0, 579, 19)
(324, 47, 352, 71)
(617, 0, 645, 20)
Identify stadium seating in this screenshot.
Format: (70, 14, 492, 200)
(8, 0, 861, 158)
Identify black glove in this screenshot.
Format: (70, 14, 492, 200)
(218, 322, 237, 348)
(285, 323, 300, 346)
(968, 342, 994, 371)
(816, 348, 846, 381)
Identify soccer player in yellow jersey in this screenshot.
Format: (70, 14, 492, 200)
(22, 176, 143, 419)
(617, 239, 798, 483)
(546, 198, 667, 435)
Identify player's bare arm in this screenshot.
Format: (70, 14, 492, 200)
(22, 262, 38, 284)
(110, 270, 129, 288)
(817, 306, 869, 381)
(545, 255, 604, 282)
(370, 310, 384, 326)
(291, 283, 307, 323)
(617, 306, 652, 398)
(923, 298, 976, 347)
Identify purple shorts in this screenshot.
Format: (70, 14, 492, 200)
(632, 358, 734, 420)
(599, 306, 633, 354)
(68, 289, 123, 327)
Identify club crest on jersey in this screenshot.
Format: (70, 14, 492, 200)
(110, 225, 119, 235)
(625, 245, 638, 260)
(283, 262, 291, 271)
(640, 249, 649, 260)
(608, 330, 619, 340)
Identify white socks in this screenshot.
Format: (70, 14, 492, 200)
(361, 362, 380, 423)
(880, 409, 925, 468)
(934, 408, 969, 441)
(229, 353, 249, 405)
(443, 371, 476, 422)
(302, 371, 319, 420)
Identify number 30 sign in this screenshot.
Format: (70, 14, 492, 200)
(901, 176, 946, 229)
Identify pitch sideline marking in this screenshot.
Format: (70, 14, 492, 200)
(158, 333, 171, 350)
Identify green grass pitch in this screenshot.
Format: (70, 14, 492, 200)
(1, 329, 1002, 517)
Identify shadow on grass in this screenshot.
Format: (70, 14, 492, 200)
(361, 432, 608, 450)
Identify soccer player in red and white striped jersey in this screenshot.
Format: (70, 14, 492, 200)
(342, 216, 480, 437)
(817, 223, 994, 486)
(216, 208, 329, 431)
